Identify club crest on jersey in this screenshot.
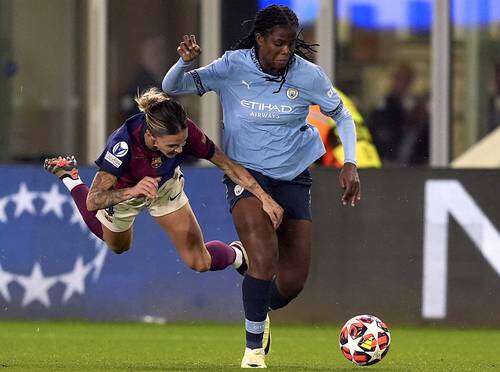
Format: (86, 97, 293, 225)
(151, 156, 162, 168)
(234, 185, 244, 196)
(112, 141, 129, 157)
(286, 87, 299, 100)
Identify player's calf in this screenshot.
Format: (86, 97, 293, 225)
(42, 155, 104, 241)
(268, 278, 302, 311)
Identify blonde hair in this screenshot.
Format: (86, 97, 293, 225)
(135, 87, 187, 136)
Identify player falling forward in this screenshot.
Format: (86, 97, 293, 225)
(44, 88, 283, 279)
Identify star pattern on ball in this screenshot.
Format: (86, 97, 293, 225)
(340, 315, 391, 366)
(346, 328, 366, 355)
(371, 348, 383, 361)
(364, 320, 384, 362)
(0, 182, 108, 308)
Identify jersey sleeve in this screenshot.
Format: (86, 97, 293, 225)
(94, 134, 131, 178)
(162, 58, 200, 96)
(309, 67, 357, 165)
(310, 67, 347, 121)
(187, 51, 230, 95)
(183, 119, 215, 160)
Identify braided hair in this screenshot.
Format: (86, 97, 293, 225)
(232, 5, 318, 93)
(135, 87, 187, 136)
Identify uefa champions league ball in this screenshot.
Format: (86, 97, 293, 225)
(339, 314, 391, 366)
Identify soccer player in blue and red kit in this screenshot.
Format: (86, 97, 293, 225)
(44, 88, 283, 277)
(163, 5, 361, 368)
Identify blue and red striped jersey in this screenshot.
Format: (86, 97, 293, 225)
(95, 113, 215, 189)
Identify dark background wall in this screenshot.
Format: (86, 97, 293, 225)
(275, 169, 500, 326)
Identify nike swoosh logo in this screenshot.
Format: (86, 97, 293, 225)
(169, 190, 182, 201)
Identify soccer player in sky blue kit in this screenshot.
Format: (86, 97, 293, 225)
(163, 5, 361, 368)
(44, 88, 283, 280)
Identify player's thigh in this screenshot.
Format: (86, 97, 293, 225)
(276, 218, 312, 290)
(102, 224, 133, 254)
(96, 200, 144, 253)
(154, 203, 209, 267)
(232, 196, 278, 279)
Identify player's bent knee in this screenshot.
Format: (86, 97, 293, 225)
(106, 242, 131, 254)
(248, 256, 277, 279)
(184, 256, 211, 272)
(190, 260, 211, 272)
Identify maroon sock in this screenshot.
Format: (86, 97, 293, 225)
(205, 240, 236, 271)
(70, 183, 103, 240)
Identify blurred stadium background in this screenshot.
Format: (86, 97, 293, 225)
(1, 0, 499, 370)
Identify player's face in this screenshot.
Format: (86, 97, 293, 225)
(151, 129, 188, 158)
(256, 25, 297, 74)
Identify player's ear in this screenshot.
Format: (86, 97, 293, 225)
(255, 33, 265, 47)
(145, 129, 157, 143)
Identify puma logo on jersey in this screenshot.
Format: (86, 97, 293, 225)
(242, 80, 251, 89)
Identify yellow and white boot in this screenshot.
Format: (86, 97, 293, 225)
(241, 347, 266, 368)
(262, 315, 271, 355)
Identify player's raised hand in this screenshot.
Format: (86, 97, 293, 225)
(131, 177, 161, 199)
(339, 162, 361, 207)
(261, 194, 284, 230)
(177, 34, 201, 62)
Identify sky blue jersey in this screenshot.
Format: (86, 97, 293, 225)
(163, 48, 356, 181)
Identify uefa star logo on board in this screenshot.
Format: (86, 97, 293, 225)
(0, 182, 108, 308)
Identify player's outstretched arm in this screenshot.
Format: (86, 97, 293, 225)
(177, 34, 201, 63)
(330, 110, 361, 207)
(86, 171, 160, 212)
(209, 147, 284, 229)
(162, 35, 202, 95)
(320, 97, 361, 206)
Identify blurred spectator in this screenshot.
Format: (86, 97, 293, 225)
(396, 94, 429, 166)
(120, 36, 168, 118)
(489, 63, 500, 133)
(368, 63, 429, 166)
(307, 89, 382, 168)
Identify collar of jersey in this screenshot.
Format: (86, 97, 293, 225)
(250, 47, 296, 77)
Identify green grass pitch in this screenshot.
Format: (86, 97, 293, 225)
(0, 321, 499, 371)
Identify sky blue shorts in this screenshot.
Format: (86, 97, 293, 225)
(223, 168, 312, 221)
